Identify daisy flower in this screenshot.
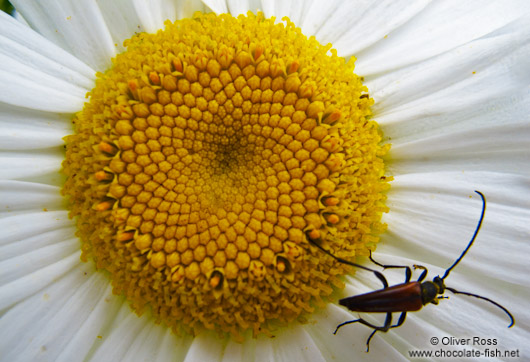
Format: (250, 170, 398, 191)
(1, 1, 529, 361)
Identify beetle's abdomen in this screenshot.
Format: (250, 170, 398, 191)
(339, 282, 424, 312)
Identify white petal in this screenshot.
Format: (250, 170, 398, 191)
(370, 19, 530, 123)
(0, 209, 78, 311)
(183, 332, 224, 362)
(0, 210, 72, 245)
(382, 171, 530, 286)
(0, 65, 86, 113)
(310, 0, 429, 55)
(0, 181, 63, 212)
(227, 0, 262, 16)
(259, 0, 309, 26)
(55, 281, 122, 362)
(88, 303, 148, 361)
(0, 226, 76, 261)
(132, 0, 178, 33)
(387, 120, 530, 176)
(89, 303, 193, 362)
(202, 0, 228, 14)
(0, 103, 71, 150)
(154, 329, 192, 362)
(270, 326, 325, 362)
(134, 0, 206, 33)
(0, 10, 94, 85)
(0, 149, 63, 180)
(0, 251, 79, 311)
(0, 11, 94, 113)
(11, 0, 117, 71)
(120, 321, 167, 361)
(221, 338, 244, 362)
(307, 304, 409, 360)
(368, 20, 530, 175)
(0, 238, 78, 285)
(355, 0, 529, 76)
(175, 0, 207, 19)
(254, 337, 274, 361)
(94, 0, 144, 53)
(0, 262, 114, 362)
(298, 0, 341, 37)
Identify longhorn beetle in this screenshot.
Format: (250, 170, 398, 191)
(308, 191, 515, 352)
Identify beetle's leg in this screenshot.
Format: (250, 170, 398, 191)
(390, 312, 407, 329)
(369, 251, 412, 283)
(334, 313, 394, 352)
(413, 265, 428, 282)
(365, 313, 407, 352)
(365, 313, 393, 352)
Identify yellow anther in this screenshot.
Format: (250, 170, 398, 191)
(308, 228, 321, 241)
(324, 197, 340, 206)
(172, 56, 183, 73)
(95, 200, 112, 211)
(287, 60, 299, 74)
(193, 50, 209, 70)
(270, 58, 285, 78)
(298, 80, 316, 99)
(171, 266, 185, 283)
(323, 109, 341, 124)
(248, 260, 266, 281)
(117, 231, 134, 242)
(114, 104, 134, 119)
(217, 45, 234, 69)
(112, 208, 129, 225)
(149, 71, 160, 85)
(284, 241, 303, 261)
(209, 270, 224, 289)
(325, 154, 343, 172)
(128, 79, 139, 99)
(95, 170, 113, 181)
(326, 213, 340, 225)
(252, 43, 264, 60)
(276, 259, 286, 273)
(321, 136, 341, 152)
(98, 141, 116, 155)
(209, 274, 220, 288)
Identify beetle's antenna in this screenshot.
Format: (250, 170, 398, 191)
(445, 286, 515, 327)
(306, 231, 389, 288)
(441, 191, 486, 281)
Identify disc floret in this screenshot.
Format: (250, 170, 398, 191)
(62, 12, 389, 337)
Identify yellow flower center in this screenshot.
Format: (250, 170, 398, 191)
(62, 12, 389, 338)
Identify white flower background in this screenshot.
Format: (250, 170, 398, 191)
(1, 0, 529, 361)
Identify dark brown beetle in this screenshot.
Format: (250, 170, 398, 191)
(309, 191, 514, 351)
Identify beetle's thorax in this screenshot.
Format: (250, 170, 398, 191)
(421, 277, 446, 305)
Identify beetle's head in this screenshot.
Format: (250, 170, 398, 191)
(433, 276, 446, 294)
